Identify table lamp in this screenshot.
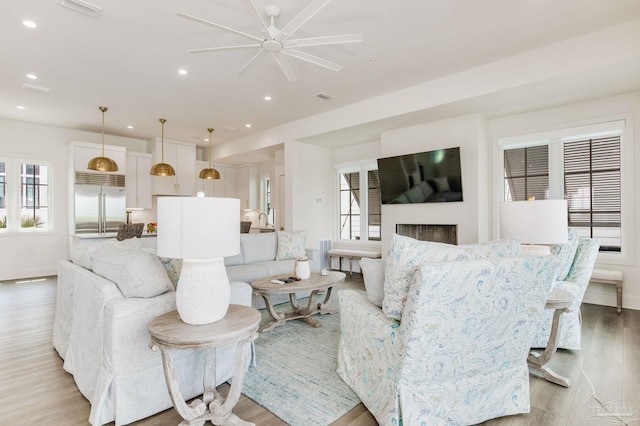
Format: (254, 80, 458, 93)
(500, 199, 568, 256)
(158, 197, 240, 324)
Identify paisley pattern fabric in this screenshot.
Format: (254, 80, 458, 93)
(550, 229, 580, 281)
(338, 256, 557, 425)
(530, 237, 600, 349)
(275, 229, 307, 260)
(382, 234, 521, 320)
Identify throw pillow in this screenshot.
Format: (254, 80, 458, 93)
(159, 257, 182, 290)
(276, 230, 307, 260)
(550, 228, 580, 281)
(92, 246, 173, 297)
(360, 257, 386, 307)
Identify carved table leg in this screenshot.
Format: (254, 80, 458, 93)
(259, 294, 286, 332)
(528, 307, 571, 387)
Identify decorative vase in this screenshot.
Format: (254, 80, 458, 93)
(176, 258, 230, 325)
(295, 257, 311, 280)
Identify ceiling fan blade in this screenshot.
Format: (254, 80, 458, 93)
(189, 44, 261, 53)
(177, 12, 264, 43)
(275, 0, 332, 43)
(284, 33, 363, 48)
(237, 49, 267, 76)
(282, 49, 342, 72)
(240, 0, 271, 38)
(271, 52, 298, 82)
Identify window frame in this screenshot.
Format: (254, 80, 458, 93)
(335, 160, 380, 242)
(0, 155, 54, 234)
(494, 116, 634, 266)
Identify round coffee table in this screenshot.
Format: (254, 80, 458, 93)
(251, 271, 346, 332)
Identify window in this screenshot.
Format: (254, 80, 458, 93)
(338, 167, 380, 241)
(500, 121, 626, 256)
(0, 158, 52, 232)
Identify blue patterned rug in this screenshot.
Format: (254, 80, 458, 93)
(242, 291, 362, 426)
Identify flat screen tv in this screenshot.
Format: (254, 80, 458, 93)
(377, 147, 463, 204)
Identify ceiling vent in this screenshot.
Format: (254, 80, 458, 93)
(58, 0, 103, 18)
(315, 92, 335, 100)
(23, 83, 50, 94)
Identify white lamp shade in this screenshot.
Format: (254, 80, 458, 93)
(157, 197, 240, 259)
(500, 199, 568, 245)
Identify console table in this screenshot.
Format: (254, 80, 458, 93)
(148, 305, 261, 426)
(528, 288, 573, 387)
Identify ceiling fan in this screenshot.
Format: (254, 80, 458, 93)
(177, 0, 363, 82)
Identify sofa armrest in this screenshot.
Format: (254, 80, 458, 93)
(229, 281, 252, 307)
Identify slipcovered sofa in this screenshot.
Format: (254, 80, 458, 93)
(54, 230, 319, 425)
(338, 235, 556, 425)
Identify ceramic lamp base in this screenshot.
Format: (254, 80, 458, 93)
(176, 258, 230, 325)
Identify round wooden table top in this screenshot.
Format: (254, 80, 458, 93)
(148, 304, 261, 350)
(251, 271, 346, 295)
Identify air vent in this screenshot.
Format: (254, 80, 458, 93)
(58, 0, 103, 18)
(22, 83, 50, 94)
(315, 92, 334, 100)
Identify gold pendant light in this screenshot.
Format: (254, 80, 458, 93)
(87, 106, 119, 172)
(199, 128, 220, 180)
(150, 118, 176, 176)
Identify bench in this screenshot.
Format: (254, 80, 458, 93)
(328, 249, 382, 276)
(590, 268, 623, 314)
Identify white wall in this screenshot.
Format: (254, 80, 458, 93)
(286, 141, 334, 251)
(0, 118, 147, 280)
(488, 91, 640, 310)
(379, 114, 490, 252)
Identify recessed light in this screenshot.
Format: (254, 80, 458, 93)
(26, 74, 38, 80)
(205, 138, 210, 142)
(127, 125, 133, 129)
(23, 20, 37, 28)
(264, 96, 272, 101)
(178, 69, 188, 75)
(245, 123, 252, 128)
(17, 105, 25, 110)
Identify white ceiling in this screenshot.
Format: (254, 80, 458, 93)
(3, 0, 640, 162)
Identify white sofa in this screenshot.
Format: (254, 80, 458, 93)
(53, 231, 320, 425)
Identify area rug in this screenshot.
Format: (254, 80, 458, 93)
(241, 290, 362, 426)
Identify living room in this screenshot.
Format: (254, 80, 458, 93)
(2, 1, 640, 425)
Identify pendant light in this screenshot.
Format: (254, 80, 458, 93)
(150, 118, 176, 176)
(87, 106, 119, 172)
(199, 128, 220, 180)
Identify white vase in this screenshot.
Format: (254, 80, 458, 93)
(176, 258, 230, 325)
(296, 258, 311, 280)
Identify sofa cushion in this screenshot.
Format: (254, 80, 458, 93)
(360, 257, 385, 307)
(92, 246, 173, 298)
(382, 234, 521, 321)
(69, 239, 106, 270)
(226, 263, 271, 284)
(241, 232, 277, 263)
(224, 251, 245, 267)
(276, 230, 307, 260)
(254, 259, 296, 278)
(550, 229, 579, 281)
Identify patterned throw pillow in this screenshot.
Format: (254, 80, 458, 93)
(276, 230, 307, 260)
(159, 258, 182, 290)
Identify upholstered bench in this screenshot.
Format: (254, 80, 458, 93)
(328, 249, 381, 276)
(590, 268, 624, 314)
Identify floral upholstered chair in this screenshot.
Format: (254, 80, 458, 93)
(529, 230, 600, 350)
(337, 235, 558, 425)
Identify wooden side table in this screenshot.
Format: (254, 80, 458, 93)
(528, 288, 573, 387)
(148, 305, 261, 426)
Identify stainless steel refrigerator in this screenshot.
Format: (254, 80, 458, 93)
(74, 172, 126, 234)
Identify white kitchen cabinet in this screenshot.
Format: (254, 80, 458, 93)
(126, 152, 152, 209)
(72, 141, 126, 173)
(194, 161, 225, 197)
(150, 138, 196, 195)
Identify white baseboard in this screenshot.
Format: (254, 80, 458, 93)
(584, 282, 640, 311)
(0, 267, 57, 282)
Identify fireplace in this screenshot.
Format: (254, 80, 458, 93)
(395, 224, 457, 245)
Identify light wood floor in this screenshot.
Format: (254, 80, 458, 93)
(1, 275, 638, 426)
